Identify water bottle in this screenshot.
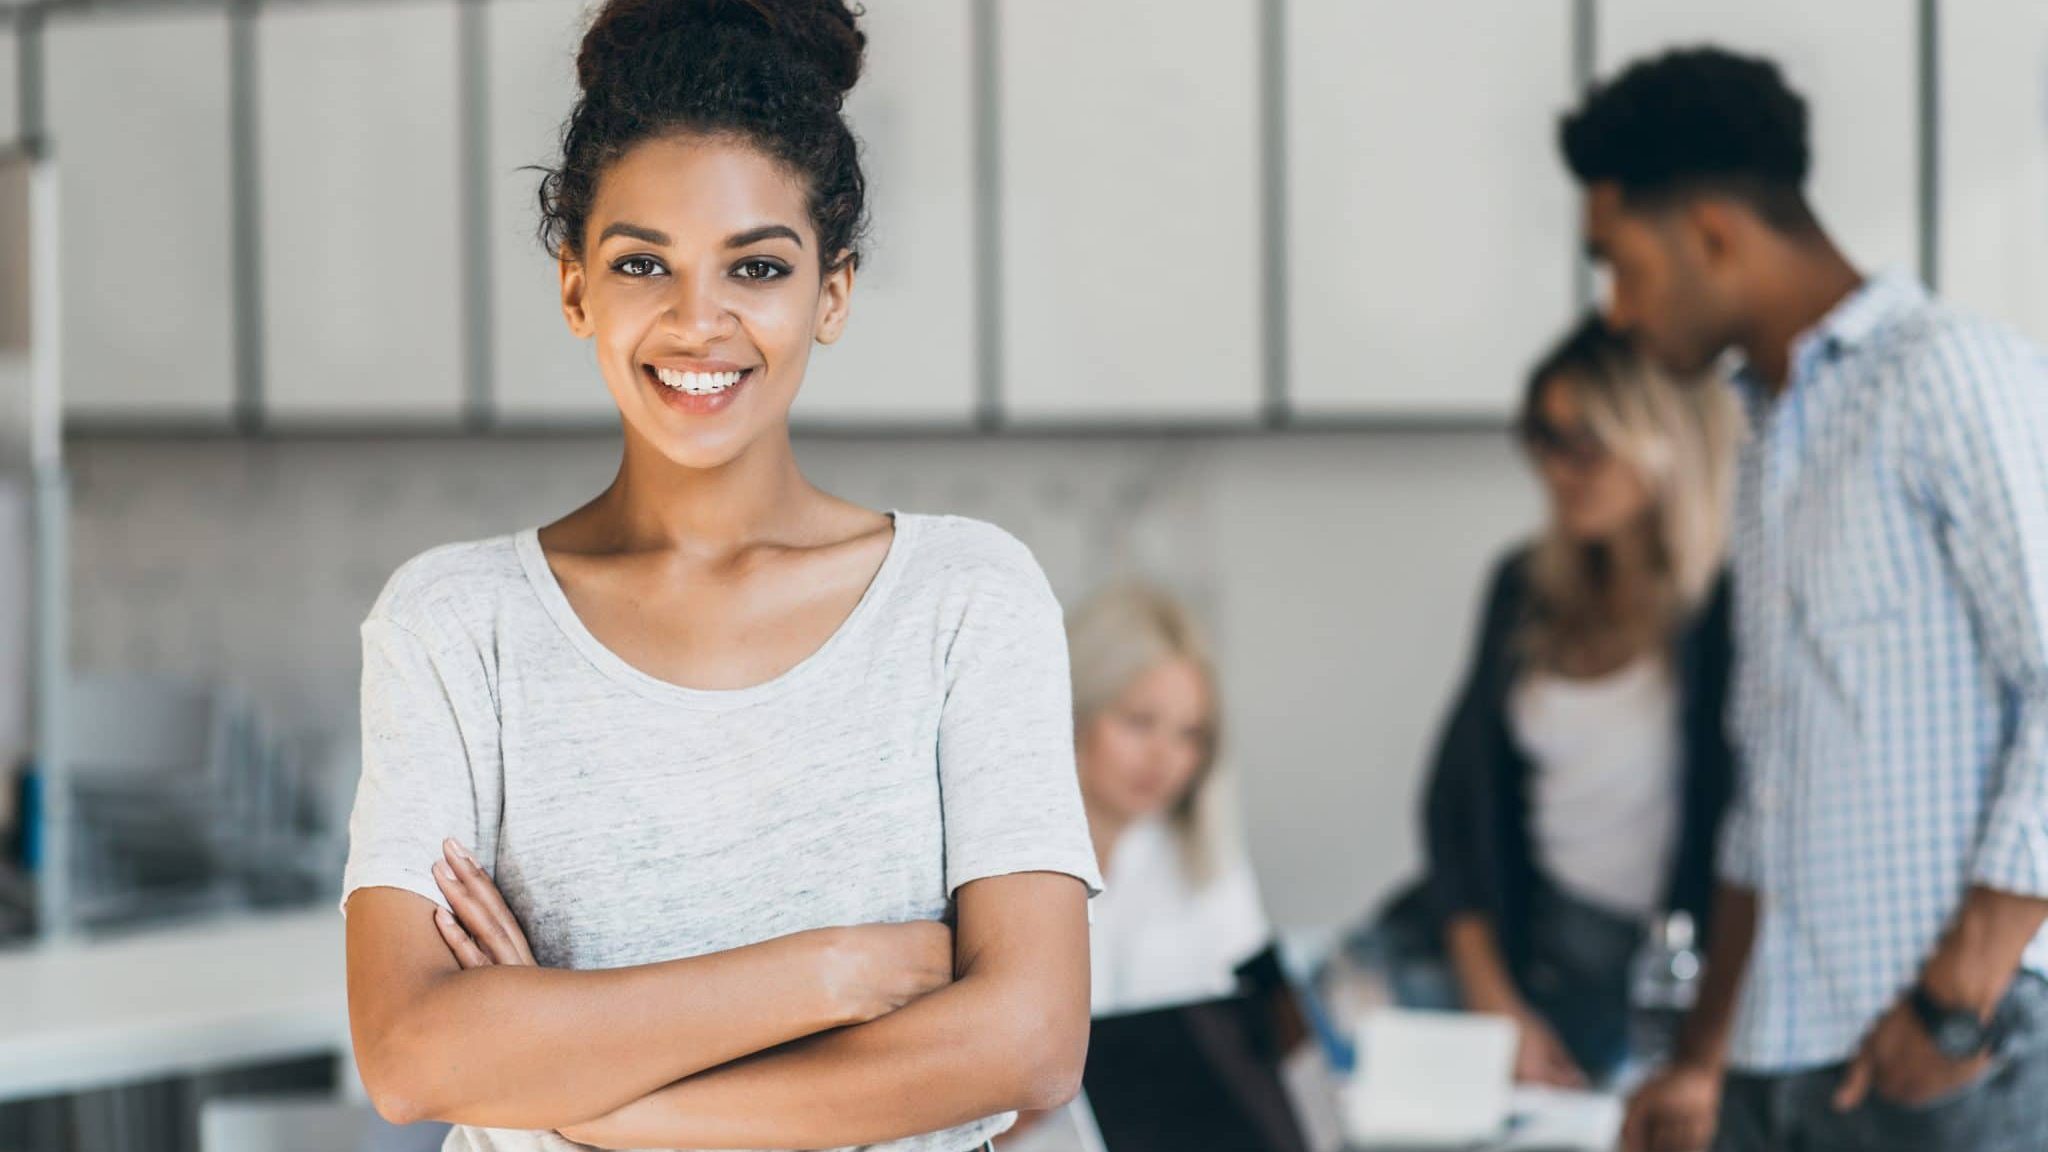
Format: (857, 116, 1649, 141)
(1629, 910, 1701, 1070)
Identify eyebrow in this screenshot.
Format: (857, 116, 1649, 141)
(594, 222, 805, 250)
(726, 224, 804, 249)
(597, 222, 671, 246)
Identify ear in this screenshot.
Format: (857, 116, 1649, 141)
(1686, 199, 1745, 267)
(560, 256, 595, 339)
(813, 254, 856, 346)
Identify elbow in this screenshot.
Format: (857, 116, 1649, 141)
(353, 1018, 452, 1127)
(366, 1085, 432, 1130)
(358, 1057, 432, 1128)
(1002, 1002, 1090, 1112)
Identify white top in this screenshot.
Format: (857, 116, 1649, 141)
(342, 513, 1103, 1152)
(1508, 656, 1681, 918)
(1088, 815, 1271, 1015)
(0, 910, 347, 1105)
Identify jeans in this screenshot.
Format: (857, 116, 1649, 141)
(1332, 883, 1643, 1083)
(1712, 974, 2048, 1152)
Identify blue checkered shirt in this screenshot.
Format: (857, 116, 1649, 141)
(1719, 271, 2048, 1073)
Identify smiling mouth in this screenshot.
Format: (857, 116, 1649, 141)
(646, 365, 755, 396)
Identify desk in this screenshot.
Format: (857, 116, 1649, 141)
(0, 909, 348, 1103)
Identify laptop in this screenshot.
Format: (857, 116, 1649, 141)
(1074, 943, 1340, 1152)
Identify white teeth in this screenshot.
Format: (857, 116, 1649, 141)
(654, 367, 745, 395)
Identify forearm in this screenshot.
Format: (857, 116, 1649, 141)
(1922, 886, 2048, 1017)
(1444, 913, 1523, 1014)
(565, 968, 1084, 1149)
(1672, 884, 1757, 1070)
(354, 927, 842, 1129)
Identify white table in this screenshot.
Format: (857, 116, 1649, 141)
(0, 909, 349, 1103)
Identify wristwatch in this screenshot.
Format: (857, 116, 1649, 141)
(1908, 981, 2008, 1061)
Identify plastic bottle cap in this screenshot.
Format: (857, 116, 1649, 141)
(1666, 910, 1696, 953)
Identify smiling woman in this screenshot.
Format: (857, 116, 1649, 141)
(337, 3, 1101, 1151)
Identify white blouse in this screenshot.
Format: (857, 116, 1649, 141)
(1089, 815, 1272, 1015)
(1508, 654, 1682, 917)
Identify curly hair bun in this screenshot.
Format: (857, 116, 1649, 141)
(576, 0, 865, 110)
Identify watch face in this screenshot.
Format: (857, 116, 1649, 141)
(1938, 1017, 1982, 1057)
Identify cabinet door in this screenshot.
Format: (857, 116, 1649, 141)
(1287, 0, 1576, 418)
(1938, 0, 2048, 346)
(997, 0, 1263, 423)
(46, 10, 237, 422)
(1597, 0, 1920, 276)
(486, 0, 601, 423)
(795, 0, 977, 426)
(258, 0, 465, 423)
(1, 26, 17, 150)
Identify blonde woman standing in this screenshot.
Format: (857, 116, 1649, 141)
(1350, 316, 1744, 1088)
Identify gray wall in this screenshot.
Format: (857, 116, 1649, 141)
(67, 430, 1539, 929)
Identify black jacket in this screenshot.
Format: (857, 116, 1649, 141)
(1404, 546, 1737, 974)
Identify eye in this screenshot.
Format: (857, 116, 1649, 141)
(613, 255, 665, 278)
(733, 257, 790, 282)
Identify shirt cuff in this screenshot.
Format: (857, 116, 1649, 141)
(1972, 790, 2048, 899)
(1715, 803, 1760, 889)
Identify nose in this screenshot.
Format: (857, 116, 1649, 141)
(660, 271, 736, 346)
(1604, 301, 1633, 336)
(1588, 267, 1632, 335)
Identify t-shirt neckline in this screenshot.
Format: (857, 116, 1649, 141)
(513, 510, 918, 711)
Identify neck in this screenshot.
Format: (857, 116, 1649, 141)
(590, 424, 819, 555)
(1601, 515, 1660, 588)
(1737, 233, 1864, 395)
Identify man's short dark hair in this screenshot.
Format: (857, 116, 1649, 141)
(1560, 47, 1816, 232)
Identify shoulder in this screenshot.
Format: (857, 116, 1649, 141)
(1887, 304, 2047, 419)
(897, 513, 1059, 610)
(1486, 543, 1536, 600)
(1470, 542, 1536, 637)
(367, 535, 528, 643)
(902, 513, 1049, 580)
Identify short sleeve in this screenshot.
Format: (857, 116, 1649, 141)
(935, 540, 1104, 899)
(1714, 788, 1759, 890)
(339, 615, 502, 916)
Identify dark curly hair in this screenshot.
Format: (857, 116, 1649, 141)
(538, 0, 869, 271)
(1560, 47, 1816, 232)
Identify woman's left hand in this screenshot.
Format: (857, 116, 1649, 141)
(430, 837, 537, 969)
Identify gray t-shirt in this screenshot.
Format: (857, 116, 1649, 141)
(341, 512, 1103, 1152)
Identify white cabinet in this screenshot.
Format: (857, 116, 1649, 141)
(0, 27, 17, 149)
(997, 0, 1263, 423)
(796, 0, 977, 425)
(257, 0, 465, 423)
(486, 0, 601, 423)
(1287, 0, 1576, 418)
(1597, 0, 1920, 277)
(45, 10, 237, 421)
(1937, 0, 2048, 347)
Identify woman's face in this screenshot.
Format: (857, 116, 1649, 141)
(1077, 657, 1214, 827)
(560, 134, 853, 470)
(1525, 376, 1655, 544)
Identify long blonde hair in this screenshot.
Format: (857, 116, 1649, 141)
(1066, 583, 1226, 883)
(1517, 316, 1744, 668)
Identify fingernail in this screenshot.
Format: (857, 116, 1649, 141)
(456, 845, 478, 868)
(433, 862, 452, 882)
(435, 908, 451, 924)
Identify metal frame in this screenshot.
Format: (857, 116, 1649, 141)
(23, 144, 70, 939)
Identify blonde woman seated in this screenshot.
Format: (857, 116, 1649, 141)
(1068, 584, 1271, 1015)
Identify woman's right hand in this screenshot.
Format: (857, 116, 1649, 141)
(1510, 1008, 1589, 1088)
(813, 921, 956, 1026)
